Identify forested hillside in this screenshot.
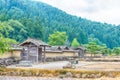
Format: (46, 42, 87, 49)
(0, 0, 120, 48)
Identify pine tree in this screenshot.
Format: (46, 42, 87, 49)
(71, 38, 80, 48)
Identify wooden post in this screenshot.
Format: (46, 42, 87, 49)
(27, 45, 29, 61)
(43, 45, 46, 63)
(37, 47, 39, 63)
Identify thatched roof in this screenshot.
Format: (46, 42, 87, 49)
(19, 38, 49, 46)
(73, 46, 86, 51)
(45, 46, 77, 53)
(45, 46, 71, 51)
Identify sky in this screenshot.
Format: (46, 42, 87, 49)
(37, 0, 120, 25)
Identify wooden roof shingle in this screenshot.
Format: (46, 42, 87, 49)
(19, 38, 48, 46)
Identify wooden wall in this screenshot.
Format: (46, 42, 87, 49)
(0, 50, 21, 59)
(45, 51, 76, 58)
(12, 50, 22, 59)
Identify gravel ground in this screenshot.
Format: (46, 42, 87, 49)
(7, 61, 70, 69)
(7, 61, 120, 71)
(0, 76, 120, 80)
(7, 61, 92, 69)
(77, 61, 120, 71)
(0, 76, 77, 80)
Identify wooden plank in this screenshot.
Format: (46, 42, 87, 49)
(37, 46, 38, 63)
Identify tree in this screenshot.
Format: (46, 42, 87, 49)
(0, 34, 10, 54)
(48, 31, 68, 46)
(0, 34, 18, 54)
(71, 38, 80, 48)
(1, 0, 120, 48)
(85, 42, 100, 56)
(8, 20, 28, 42)
(0, 34, 7, 54)
(0, 21, 18, 54)
(100, 44, 111, 56)
(0, 21, 13, 37)
(113, 47, 120, 55)
(88, 34, 103, 45)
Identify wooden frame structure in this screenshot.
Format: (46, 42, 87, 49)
(19, 38, 48, 63)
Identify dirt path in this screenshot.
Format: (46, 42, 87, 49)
(76, 61, 120, 71)
(7, 61, 120, 71)
(0, 76, 120, 80)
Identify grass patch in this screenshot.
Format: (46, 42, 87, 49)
(0, 68, 120, 78)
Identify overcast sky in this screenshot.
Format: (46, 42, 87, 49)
(37, 0, 120, 25)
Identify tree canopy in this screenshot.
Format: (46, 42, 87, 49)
(0, 20, 18, 54)
(0, 34, 17, 54)
(113, 47, 120, 55)
(0, 0, 120, 49)
(48, 31, 68, 46)
(71, 38, 80, 48)
(85, 42, 101, 55)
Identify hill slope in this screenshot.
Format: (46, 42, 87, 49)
(0, 0, 120, 48)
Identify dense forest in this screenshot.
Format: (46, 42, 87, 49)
(0, 0, 120, 49)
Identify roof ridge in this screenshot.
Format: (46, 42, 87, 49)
(19, 38, 48, 46)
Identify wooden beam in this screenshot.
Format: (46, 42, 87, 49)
(37, 47, 39, 63)
(43, 45, 46, 63)
(27, 45, 29, 61)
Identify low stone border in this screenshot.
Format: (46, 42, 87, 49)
(0, 57, 19, 67)
(45, 56, 77, 62)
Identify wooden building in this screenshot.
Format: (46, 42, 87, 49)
(19, 39, 86, 63)
(19, 38, 48, 63)
(0, 38, 86, 63)
(45, 46, 78, 58)
(0, 47, 22, 59)
(74, 47, 86, 57)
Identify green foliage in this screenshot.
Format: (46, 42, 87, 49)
(48, 31, 68, 46)
(0, 21, 13, 37)
(7, 19, 28, 42)
(0, 34, 17, 54)
(0, 0, 120, 49)
(88, 34, 103, 46)
(85, 42, 112, 56)
(4, 38, 18, 44)
(71, 38, 80, 48)
(85, 42, 101, 55)
(0, 20, 18, 54)
(112, 47, 120, 55)
(1, 41, 18, 55)
(100, 44, 111, 55)
(0, 34, 8, 54)
(0, 20, 28, 42)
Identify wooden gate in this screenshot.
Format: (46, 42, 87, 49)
(38, 47, 42, 62)
(21, 46, 38, 63)
(21, 47, 28, 60)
